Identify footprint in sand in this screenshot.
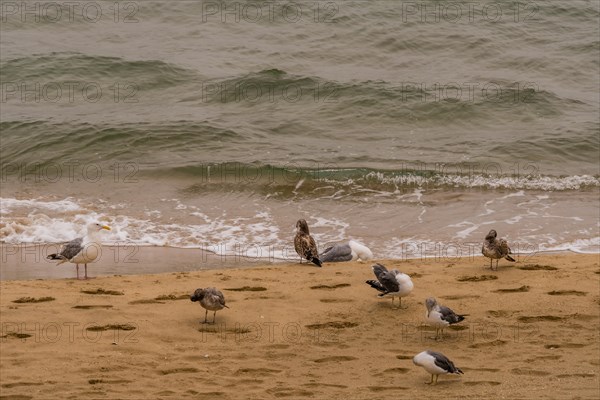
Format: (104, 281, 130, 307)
(72, 305, 113, 309)
(81, 288, 124, 295)
(546, 290, 587, 296)
(510, 368, 551, 376)
(313, 356, 357, 363)
(0, 395, 33, 400)
(12, 297, 55, 303)
(463, 381, 501, 386)
(544, 343, 586, 349)
(375, 367, 410, 376)
(1, 382, 44, 389)
(159, 367, 199, 375)
(129, 299, 165, 304)
(305, 321, 359, 330)
(441, 294, 480, 300)
(224, 286, 267, 292)
(302, 383, 348, 389)
(468, 340, 507, 348)
(517, 316, 563, 323)
(86, 324, 136, 332)
(556, 373, 596, 378)
(493, 286, 530, 293)
(367, 386, 408, 392)
(456, 275, 497, 282)
(309, 283, 351, 290)
(461, 367, 499, 373)
(320, 298, 354, 303)
(266, 388, 314, 398)
(237, 368, 282, 375)
(88, 379, 132, 385)
(154, 294, 189, 300)
(487, 310, 514, 318)
(517, 264, 558, 271)
(0, 332, 32, 339)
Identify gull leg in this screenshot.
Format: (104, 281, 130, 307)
(432, 374, 439, 385)
(202, 309, 208, 324)
(212, 311, 217, 324)
(489, 258, 492, 270)
(84, 264, 88, 280)
(495, 259, 499, 271)
(399, 297, 408, 309)
(76, 264, 80, 280)
(426, 374, 434, 385)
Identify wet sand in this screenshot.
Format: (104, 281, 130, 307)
(1, 253, 598, 399)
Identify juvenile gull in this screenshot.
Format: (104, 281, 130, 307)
(294, 219, 322, 267)
(413, 350, 463, 385)
(365, 263, 413, 309)
(425, 297, 466, 340)
(190, 287, 229, 324)
(482, 229, 516, 270)
(47, 222, 111, 280)
(320, 240, 373, 262)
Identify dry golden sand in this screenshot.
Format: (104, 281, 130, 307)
(1, 253, 599, 399)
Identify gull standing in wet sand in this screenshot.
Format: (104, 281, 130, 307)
(46, 222, 111, 280)
(425, 297, 466, 340)
(482, 229, 516, 270)
(413, 350, 464, 385)
(294, 219, 322, 267)
(365, 263, 413, 309)
(190, 287, 229, 324)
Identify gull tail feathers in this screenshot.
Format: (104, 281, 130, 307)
(310, 257, 322, 268)
(505, 255, 516, 262)
(304, 250, 322, 267)
(366, 280, 385, 293)
(47, 254, 68, 265)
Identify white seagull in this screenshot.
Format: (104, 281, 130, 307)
(365, 263, 414, 309)
(190, 287, 229, 324)
(320, 240, 373, 262)
(425, 297, 466, 340)
(47, 222, 111, 279)
(413, 350, 463, 385)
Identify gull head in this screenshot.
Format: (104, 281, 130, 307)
(425, 297, 438, 312)
(485, 229, 497, 241)
(88, 222, 111, 234)
(295, 219, 309, 234)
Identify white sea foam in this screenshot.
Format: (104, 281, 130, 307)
(1, 194, 597, 262)
(365, 172, 599, 191)
(0, 197, 82, 214)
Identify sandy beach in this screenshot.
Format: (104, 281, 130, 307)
(1, 252, 598, 399)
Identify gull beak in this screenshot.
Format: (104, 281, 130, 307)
(102, 225, 111, 231)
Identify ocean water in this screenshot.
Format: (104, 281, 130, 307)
(1, 1, 599, 276)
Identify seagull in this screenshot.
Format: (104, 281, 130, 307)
(413, 350, 464, 385)
(425, 297, 466, 340)
(190, 287, 229, 324)
(320, 240, 373, 262)
(365, 263, 413, 309)
(482, 229, 516, 270)
(46, 222, 111, 279)
(294, 219, 322, 267)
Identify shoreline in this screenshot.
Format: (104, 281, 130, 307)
(1, 253, 598, 399)
(1, 243, 597, 281)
